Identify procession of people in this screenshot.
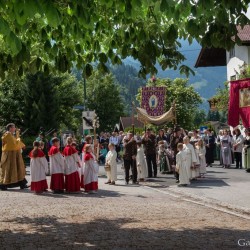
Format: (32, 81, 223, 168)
(0, 122, 249, 194)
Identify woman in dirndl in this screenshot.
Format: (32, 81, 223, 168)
(243, 128, 250, 172)
(220, 130, 232, 168)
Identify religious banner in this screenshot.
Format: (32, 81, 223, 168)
(141, 86, 166, 116)
(228, 78, 250, 128)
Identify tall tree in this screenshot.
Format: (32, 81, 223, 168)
(0, 78, 26, 126)
(0, 1, 248, 78)
(0, 72, 82, 133)
(86, 71, 124, 131)
(193, 109, 207, 128)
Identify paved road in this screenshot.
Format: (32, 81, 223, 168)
(132, 161, 250, 213)
(0, 163, 249, 250)
(98, 161, 250, 213)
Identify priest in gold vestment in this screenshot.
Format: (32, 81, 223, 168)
(0, 123, 28, 190)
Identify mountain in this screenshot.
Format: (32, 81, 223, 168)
(123, 40, 227, 110)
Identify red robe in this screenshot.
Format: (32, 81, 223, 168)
(29, 149, 48, 192)
(83, 152, 98, 191)
(62, 145, 80, 192)
(48, 146, 65, 191)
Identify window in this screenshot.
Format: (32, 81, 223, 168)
(230, 75, 236, 81)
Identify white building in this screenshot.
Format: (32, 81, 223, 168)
(227, 25, 250, 81)
(195, 25, 250, 81)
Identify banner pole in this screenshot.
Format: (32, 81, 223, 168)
(131, 101, 135, 136)
(173, 100, 177, 125)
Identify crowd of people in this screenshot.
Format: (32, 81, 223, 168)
(0, 123, 249, 194)
(93, 126, 250, 187)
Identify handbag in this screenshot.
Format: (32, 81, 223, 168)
(104, 163, 111, 171)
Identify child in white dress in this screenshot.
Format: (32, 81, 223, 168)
(176, 143, 190, 186)
(136, 142, 147, 182)
(29, 141, 48, 194)
(195, 139, 207, 177)
(105, 143, 117, 185)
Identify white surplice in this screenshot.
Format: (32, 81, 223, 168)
(136, 147, 147, 180)
(84, 153, 98, 191)
(50, 152, 65, 174)
(30, 156, 48, 182)
(195, 146, 207, 175)
(176, 150, 190, 185)
(105, 149, 117, 182)
(64, 152, 80, 175)
(183, 143, 197, 179)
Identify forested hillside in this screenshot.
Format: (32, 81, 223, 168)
(123, 40, 227, 110)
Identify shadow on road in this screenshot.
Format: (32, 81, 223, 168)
(2, 188, 124, 199)
(0, 216, 247, 249)
(187, 178, 230, 189)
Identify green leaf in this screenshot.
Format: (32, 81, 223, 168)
(44, 63, 50, 76)
(18, 65, 23, 77)
(24, 0, 39, 17)
(113, 55, 122, 65)
(41, 28, 47, 41)
(0, 17, 11, 36)
(179, 64, 195, 77)
(86, 52, 93, 62)
(41, 0, 61, 27)
(97, 62, 109, 73)
(75, 44, 81, 54)
(44, 40, 52, 52)
(98, 53, 108, 63)
(85, 63, 93, 78)
(36, 57, 42, 70)
(160, 0, 169, 12)
(6, 31, 22, 55)
(13, 1, 27, 25)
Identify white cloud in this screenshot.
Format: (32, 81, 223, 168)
(191, 79, 208, 90)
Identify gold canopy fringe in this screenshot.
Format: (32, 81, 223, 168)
(136, 106, 175, 126)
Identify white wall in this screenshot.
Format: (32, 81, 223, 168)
(226, 45, 250, 81)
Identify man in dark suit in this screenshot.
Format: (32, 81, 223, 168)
(123, 132, 137, 184)
(142, 128, 157, 178)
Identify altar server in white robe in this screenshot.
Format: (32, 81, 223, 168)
(195, 139, 207, 177)
(176, 143, 190, 186)
(48, 137, 65, 194)
(105, 143, 117, 185)
(136, 141, 147, 181)
(83, 144, 98, 193)
(81, 135, 92, 188)
(29, 141, 48, 194)
(183, 136, 197, 180)
(63, 137, 81, 193)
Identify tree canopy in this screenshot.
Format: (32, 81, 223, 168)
(0, 0, 249, 79)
